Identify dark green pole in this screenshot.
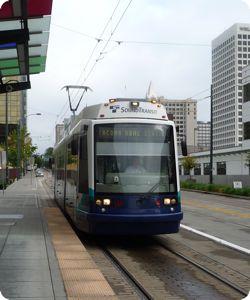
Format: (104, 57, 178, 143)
(17, 120, 21, 179)
(5, 92, 8, 185)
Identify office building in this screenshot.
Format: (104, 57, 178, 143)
(197, 121, 210, 150)
(212, 23, 250, 149)
(160, 98, 197, 148)
(55, 124, 64, 144)
(242, 64, 250, 149)
(0, 76, 26, 144)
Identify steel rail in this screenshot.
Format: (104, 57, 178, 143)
(157, 238, 248, 297)
(100, 245, 153, 300)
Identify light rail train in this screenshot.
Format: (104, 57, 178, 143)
(53, 98, 183, 234)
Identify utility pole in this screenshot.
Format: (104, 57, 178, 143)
(17, 120, 21, 179)
(209, 84, 213, 184)
(5, 92, 8, 185)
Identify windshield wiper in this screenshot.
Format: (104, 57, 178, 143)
(148, 182, 161, 193)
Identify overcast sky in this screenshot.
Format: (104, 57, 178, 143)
(27, 0, 250, 153)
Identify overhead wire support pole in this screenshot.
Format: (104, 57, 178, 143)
(61, 85, 93, 117)
(209, 84, 213, 185)
(5, 91, 8, 185)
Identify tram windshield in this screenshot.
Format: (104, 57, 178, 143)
(95, 123, 177, 194)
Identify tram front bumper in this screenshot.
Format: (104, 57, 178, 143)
(87, 211, 183, 222)
(81, 211, 183, 235)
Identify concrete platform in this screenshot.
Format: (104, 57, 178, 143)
(0, 173, 116, 300)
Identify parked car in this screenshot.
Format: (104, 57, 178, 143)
(35, 169, 44, 177)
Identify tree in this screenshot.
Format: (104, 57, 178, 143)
(34, 154, 43, 168)
(43, 147, 54, 169)
(181, 156, 197, 180)
(44, 147, 53, 158)
(3, 127, 37, 169)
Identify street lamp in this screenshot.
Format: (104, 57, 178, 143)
(26, 113, 42, 117)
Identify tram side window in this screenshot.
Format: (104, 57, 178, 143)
(57, 149, 65, 180)
(79, 134, 88, 193)
(67, 135, 79, 184)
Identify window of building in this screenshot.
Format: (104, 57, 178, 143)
(184, 167, 190, 175)
(194, 164, 201, 175)
(217, 162, 226, 175)
(244, 122, 250, 140)
(244, 83, 250, 102)
(179, 165, 182, 175)
(203, 163, 210, 175)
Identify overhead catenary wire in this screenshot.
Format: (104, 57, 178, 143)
(81, 0, 134, 84)
(56, 0, 123, 123)
(57, 0, 134, 123)
(52, 23, 210, 47)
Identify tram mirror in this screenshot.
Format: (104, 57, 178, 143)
(79, 136, 87, 160)
(181, 140, 188, 156)
(49, 157, 54, 168)
(71, 139, 78, 155)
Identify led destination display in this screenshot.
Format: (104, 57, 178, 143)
(96, 124, 172, 143)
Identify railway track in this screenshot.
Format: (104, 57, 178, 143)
(96, 236, 248, 300)
(101, 246, 153, 300)
(42, 175, 249, 299)
(157, 236, 249, 297)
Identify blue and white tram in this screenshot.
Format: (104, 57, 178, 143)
(54, 98, 183, 235)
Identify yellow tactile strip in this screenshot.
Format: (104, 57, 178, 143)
(43, 207, 117, 299)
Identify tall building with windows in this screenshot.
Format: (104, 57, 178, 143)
(197, 121, 210, 150)
(0, 76, 26, 144)
(159, 98, 197, 149)
(242, 64, 250, 149)
(212, 23, 250, 149)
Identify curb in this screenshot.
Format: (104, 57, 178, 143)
(181, 188, 250, 200)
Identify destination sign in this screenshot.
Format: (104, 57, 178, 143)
(96, 124, 172, 143)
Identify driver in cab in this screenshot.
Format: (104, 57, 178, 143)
(125, 157, 146, 174)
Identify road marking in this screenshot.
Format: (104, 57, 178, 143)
(181, 224, 250, 255)
(0, 214, 23, 219)
(182, 200, 250, 218)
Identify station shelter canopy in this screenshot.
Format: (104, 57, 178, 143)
(0, 0, 53, 93)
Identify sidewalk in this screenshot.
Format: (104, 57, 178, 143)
(0, 173, 67, 300)
(0, 172, 116, 300)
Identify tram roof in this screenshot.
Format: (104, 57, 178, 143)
(75, 99, 169, 122)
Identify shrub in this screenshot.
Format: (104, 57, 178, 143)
(181, 181, 250, 197)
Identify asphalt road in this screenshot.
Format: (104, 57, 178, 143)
(180, 190, 250, 249)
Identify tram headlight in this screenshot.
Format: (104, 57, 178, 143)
(96, 199, 102, 206)
(103, 199, 111, 206)
(151, 99, 157, 104)
(109, 99, 116, 103)
(171, 198, 177, 205)
(164, 198, 171, 205)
